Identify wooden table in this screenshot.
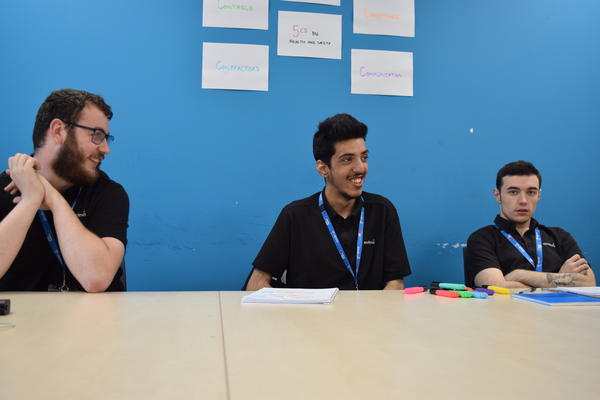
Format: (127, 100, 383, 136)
(2, 290, 599, 400)
(0, 292, 227, 400)
(220, 290, 600, 400)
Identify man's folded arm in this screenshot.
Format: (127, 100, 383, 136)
(474, 267, 530, 288)
(466, 233, 522, 287)
(475, 267, 596, 288)
(42, 177, 125, 293)
(54, 198, 124, 292)
(505, 268, 595, 288)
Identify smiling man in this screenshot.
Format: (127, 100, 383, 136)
(465, 160, 595, 288)
(0, 89, 129, 292)
(246, 113, 411, 290)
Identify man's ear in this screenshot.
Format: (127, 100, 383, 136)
(47, 118, 67, 145)
(316, 160, 329, 178)
(493, 188, 501, 203)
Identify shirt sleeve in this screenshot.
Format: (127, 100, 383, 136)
(465, 229, 502, 286)
(85, 182, 129, 246)
(252, 207, 291, 279)
(383, 204, 411, 282)
(556, 228, 586, 264)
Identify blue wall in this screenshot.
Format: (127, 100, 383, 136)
(1, 0, 599, 290)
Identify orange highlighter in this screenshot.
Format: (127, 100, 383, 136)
(429, 288, 460, 298)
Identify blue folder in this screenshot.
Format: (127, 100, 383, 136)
(513, 292, 600, 306)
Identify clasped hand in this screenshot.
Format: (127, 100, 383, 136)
(4, 153, 56, 210)
(559, 254, 590, 275)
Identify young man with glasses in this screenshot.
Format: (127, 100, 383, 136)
(0, 89, 129, 292)
(246, 113, 411, 290)
(464, 160, 595, 288)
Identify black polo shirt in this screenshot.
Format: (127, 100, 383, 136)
(464, 215, 585, 287)
(252, 191, 411, 290)
(0, 171, 129, 291)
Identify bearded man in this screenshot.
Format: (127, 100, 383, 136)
(0, 89, 129, 292)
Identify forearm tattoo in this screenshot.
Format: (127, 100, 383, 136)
(546, 273, 576, 287)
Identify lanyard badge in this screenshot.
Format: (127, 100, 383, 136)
(319, 192, 364, 290)
(37, 187, 82, 291)
(496, 225, 543, 272)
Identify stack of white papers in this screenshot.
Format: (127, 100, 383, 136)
(242, 288, 339, 304)
(549, 287, 600, 298)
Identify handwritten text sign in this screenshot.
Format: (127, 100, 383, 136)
(351, 49, 413, 96)
(202, 0, 268, 30)
(277, 11, 342, 59)
(353, 0, 414, 37)
(282, 0, 340, 6)
(202, 42, 269, 91)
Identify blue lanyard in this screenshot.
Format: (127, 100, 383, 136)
(496, 225, 543, 272)
(318, 192, 365, 290)
(37, 187, 82, 291)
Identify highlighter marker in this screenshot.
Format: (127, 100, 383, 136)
(429, 289, 460, 298)
(470, 291, 488, 299)
(475, 288, 494, 295)
(484, 285, 511, 295)
(431, 282, 466, 290)
(455, 291, 473, 298)
(404, 286, 425, 294)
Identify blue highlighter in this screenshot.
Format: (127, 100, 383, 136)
(470, 291, 488, 299)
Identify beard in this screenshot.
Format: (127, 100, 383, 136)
(52, 132, 101, 186)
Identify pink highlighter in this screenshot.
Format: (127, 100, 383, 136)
(404, 286, 425, 294)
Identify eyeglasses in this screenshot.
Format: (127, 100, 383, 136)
(64, 122, 114, 145)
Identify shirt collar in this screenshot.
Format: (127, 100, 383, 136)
(494, 214, 539, 234)
(321, 190, 364, 221)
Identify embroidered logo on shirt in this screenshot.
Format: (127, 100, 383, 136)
(364, 239, 375, 245)
(543, 242, 555, 248)
(76, 211, 87, 218)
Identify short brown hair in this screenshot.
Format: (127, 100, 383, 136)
(496, 160, 542, 190)
(32, 89, 112, 149)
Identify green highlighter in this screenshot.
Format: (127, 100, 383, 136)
(432, 282, 466, 290)
(455, 291, 473, 298)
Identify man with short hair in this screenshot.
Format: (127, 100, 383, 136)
(0, 89, 129, 292)
(246, 113, 411, 290)
(465, 160, 595, 288)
